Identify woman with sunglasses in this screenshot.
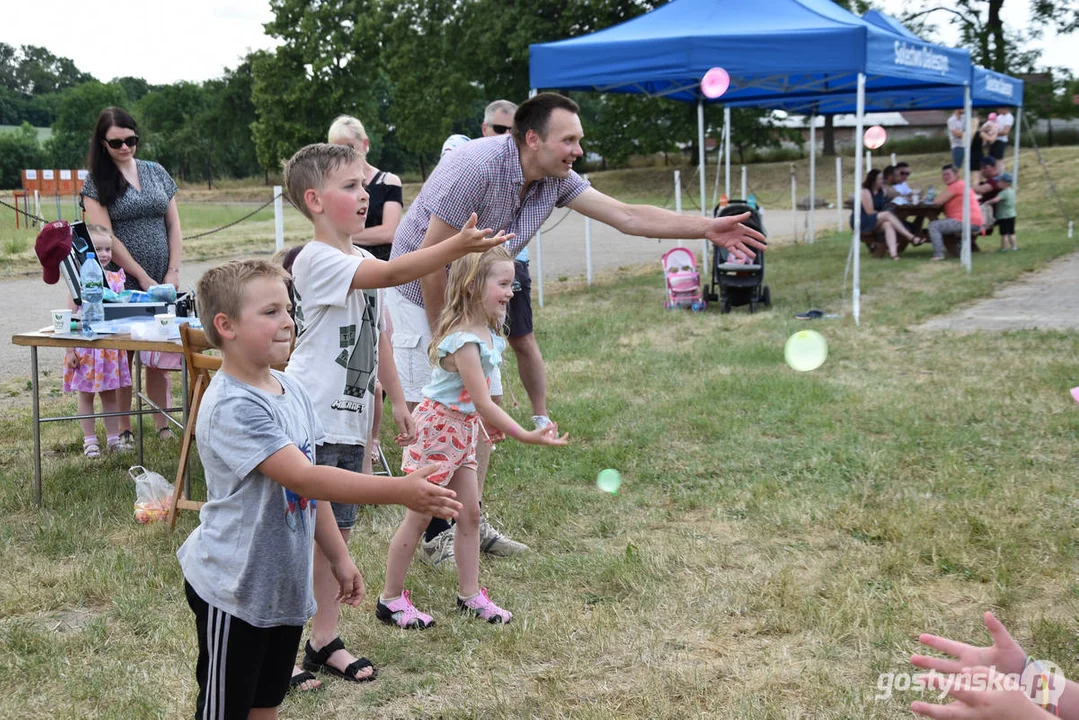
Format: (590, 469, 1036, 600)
(327, 115, 403, 262)
(81, 106, 183, 440)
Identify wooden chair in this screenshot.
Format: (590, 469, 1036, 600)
(167, 324, 293, 529)
(167, 324, 219, 529)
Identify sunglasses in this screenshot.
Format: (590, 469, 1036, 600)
(490, 124, 512, 135)
(898, 171, 911, 176)
(104, 136, 139, 149)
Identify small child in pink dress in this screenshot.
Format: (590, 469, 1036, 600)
(63, 225, 132, 457)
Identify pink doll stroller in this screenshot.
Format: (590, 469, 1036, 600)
(661, 247, 707, 312)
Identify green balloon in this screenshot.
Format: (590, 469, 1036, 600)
(597, 469, 622, 494)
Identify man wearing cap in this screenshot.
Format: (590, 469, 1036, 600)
(389, 92, 766, 565)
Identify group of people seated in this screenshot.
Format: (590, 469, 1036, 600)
(855, 155, 1018, 261)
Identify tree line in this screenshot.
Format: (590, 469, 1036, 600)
(1, 0, 1076, 191)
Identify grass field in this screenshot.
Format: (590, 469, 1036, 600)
(1, 145, 1074, 278)
(0, 218, 1077, 717)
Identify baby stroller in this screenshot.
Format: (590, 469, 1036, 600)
(661, 247, 707, 311)
(707, 201, 771, 314)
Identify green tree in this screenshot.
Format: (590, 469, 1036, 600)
(0, 122, 44, 189)
(251, 0, 384, 175)
(137, 81, 211, 180)
(10, 45, 93, 95)
(902, 0, 1078, 73)
(44, 81, 129, 168)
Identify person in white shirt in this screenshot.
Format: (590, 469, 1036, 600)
(994, 107, 1015, 160)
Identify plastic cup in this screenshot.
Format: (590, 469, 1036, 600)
(51, 309, 72, 334)
(155, 313, 177, 339)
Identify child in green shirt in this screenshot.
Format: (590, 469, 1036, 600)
(991, 172, 1017, 251)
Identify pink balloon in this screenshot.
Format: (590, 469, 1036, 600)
(1071, 387, 1079, 404)
(988, 112, 998, 121)
(864, 125, 887, 150)
(701, 67, 730, 99)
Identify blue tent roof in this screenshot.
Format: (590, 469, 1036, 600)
(731, 11, 1024, 111)
(528, 0, 972, 105)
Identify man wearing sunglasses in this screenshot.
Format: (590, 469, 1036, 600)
(481, 99, 515, 138)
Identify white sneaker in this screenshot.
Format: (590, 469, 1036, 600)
(532, 415, 552, 429)
(479, 515, 529, 556)
(419, 527, 456, 571)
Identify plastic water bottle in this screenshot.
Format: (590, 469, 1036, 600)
(80, 252, 104, 338)
(926, 186, 935, 203)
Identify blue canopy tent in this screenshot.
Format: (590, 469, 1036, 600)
(529, 0, 974, 323)
(730, 10, 1026, 270)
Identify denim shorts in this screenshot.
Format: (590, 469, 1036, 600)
(316, 442, 365, 530)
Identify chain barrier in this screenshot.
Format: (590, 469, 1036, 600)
(0, 192, 286, 241)
(0, 196, 46, 225)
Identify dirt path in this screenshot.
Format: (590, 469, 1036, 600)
(917, 251, 1079, 333)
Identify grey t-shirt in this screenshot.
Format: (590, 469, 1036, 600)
(177, 370, 325, 628)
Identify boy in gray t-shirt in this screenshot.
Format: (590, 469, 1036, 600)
(177, 260, 461, 719)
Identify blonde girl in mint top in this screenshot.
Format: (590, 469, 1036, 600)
(377, 247, 568, 629)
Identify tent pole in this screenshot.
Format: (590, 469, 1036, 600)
(530, 88, 544, 305)
(961, 86, 972, 273)
(1013, 106, 1022, 189)
(741, 166, 747, 200)
(674, 170, 682, 248)
(852, 73, 865, 326)
(724, 106, 732, 200)
(836, 156, 842, 232)
(698, 100, 708, 265)
(809, 113, 816, 244)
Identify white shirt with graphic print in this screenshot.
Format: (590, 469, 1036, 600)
(286, 240, 382, 446)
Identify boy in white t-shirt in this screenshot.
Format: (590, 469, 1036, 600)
(280, 143, 512, 688)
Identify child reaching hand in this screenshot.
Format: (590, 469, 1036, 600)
(378, 246, 568, 629)
(63, 224, 132, 457)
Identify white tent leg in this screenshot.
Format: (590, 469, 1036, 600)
(836, 156, 842, 232)
(852, 73, 865, 326)
(674, 170, 682, 248)
(536, 228, 544, 308)
(1013, 107, 1022, 189)
(809, 113, 816, 243)
(741, 166, 747, 200)
(699, 100, 708, 264)
(724, 106, 731, 201)
(961, 86, 972, 273)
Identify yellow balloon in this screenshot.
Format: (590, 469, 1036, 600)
(784, 330, 828, 372)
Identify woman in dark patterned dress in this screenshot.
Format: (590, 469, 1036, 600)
(327, 115, 404, 261)
(81, 107, 184, 441)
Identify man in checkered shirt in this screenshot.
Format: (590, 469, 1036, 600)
(387, 92, 766, 565)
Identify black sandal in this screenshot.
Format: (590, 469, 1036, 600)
(302, 637, 378, 683)
(288, 670, 322, 693)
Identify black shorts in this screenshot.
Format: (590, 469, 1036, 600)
(505, 260, 533, 339)
(995, 217, 1015, 235)
(185, 581, 302, 718)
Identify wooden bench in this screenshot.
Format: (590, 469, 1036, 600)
(861, 230, 981, 259)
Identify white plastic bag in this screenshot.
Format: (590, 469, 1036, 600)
(129, 465, 174, 524)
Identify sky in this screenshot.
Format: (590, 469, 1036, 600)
(1, 0, 281, 85)
(1, 0, 1075, 86)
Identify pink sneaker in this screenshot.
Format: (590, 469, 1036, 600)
(457, 588, 513, 624)
(376, 590, 435, 630)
